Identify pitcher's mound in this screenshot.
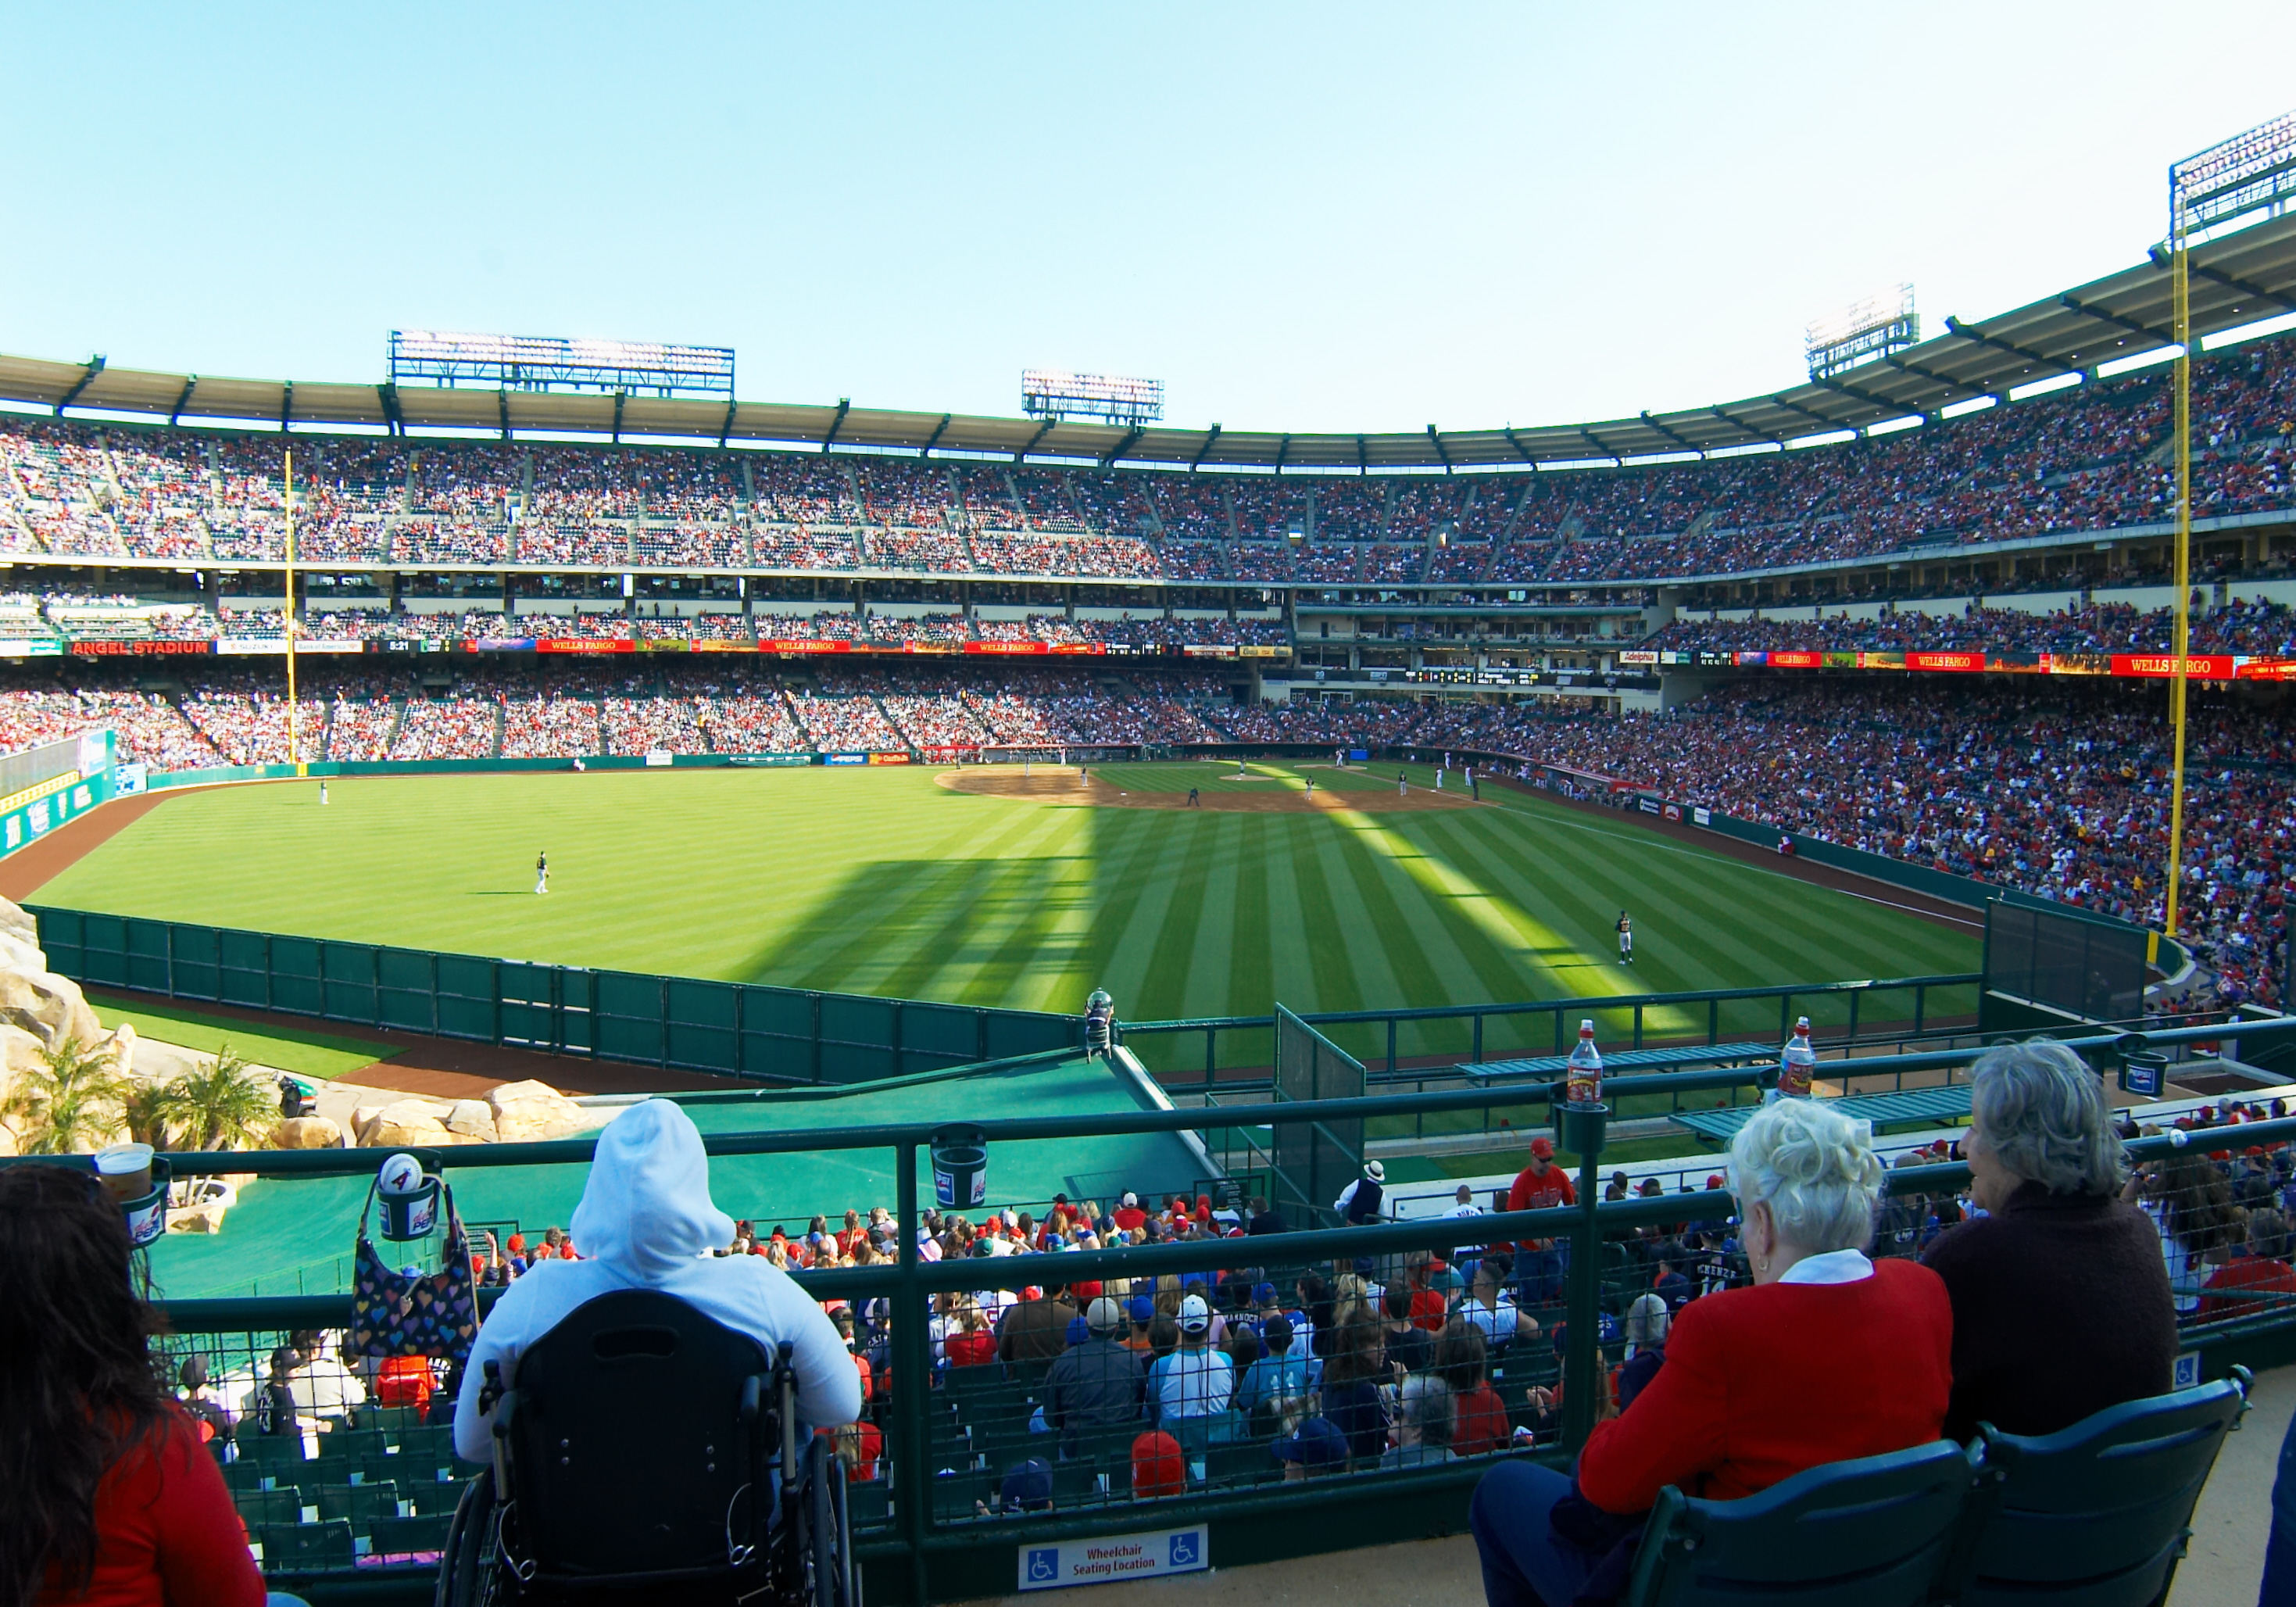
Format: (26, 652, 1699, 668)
(936, 770, 1482, 812)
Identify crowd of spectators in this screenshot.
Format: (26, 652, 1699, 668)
(5, 334, 2294, 584)
(1657, 595, 2296, 658)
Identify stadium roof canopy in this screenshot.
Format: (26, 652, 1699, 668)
(5, 215, 2296, 474)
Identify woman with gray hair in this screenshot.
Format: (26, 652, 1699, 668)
(1472, 1098, 1951, 1607)
(1922, 1038, 2175, 1442)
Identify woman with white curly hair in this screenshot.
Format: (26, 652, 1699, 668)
(1471, 1097, 1951, 1607)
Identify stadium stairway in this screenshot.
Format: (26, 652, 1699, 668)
(945, 1365, 2295, 1607)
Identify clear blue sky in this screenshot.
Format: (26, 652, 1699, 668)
(4, 4, 2293, 436)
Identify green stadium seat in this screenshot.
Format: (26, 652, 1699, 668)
(367, 1513, 453, 1558)
(931, 1468, 997, 1521)
(314, 1480, 402, 1532)
(1207, 1439, 1278, 1487)
(1621, 1439, 1976, 1607)
(222, 1459, 279, 1495)
(406, 1476, 465, 1516)
(845, 1480, 891, 1528)
(237, 1433, 307, 1469)
(363, 1405, 429, 1436)
(234, 1488, 309, 1530)
(1051, 1458, 1107, 1505)
(259, 1519, 356, 1570)
(1951, 1372, 2251, 1607)
(315, 1428, 388, 1463)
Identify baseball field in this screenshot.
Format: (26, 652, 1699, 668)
(27, 761, 1979, 1058)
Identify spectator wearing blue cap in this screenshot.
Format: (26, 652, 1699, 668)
(1273, 1414, 1347, 1481)
(1000, 1458, 1053, 1514)
(1043, 1297, 1146, 1456)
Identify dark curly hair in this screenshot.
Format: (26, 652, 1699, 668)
(0, 1163, 171, 1605)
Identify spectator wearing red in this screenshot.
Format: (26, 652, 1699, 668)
(942, 1297, 996, 1368)
(2200, 1208, 2296, 1319)
(1113, 1192, 1148, 1233)
(1132, 1431, 1186, 1498)
(1436, 1321, 1509, 1456)
(374, 1354, 435, 1411)
(0, 1165, 266, 1607)
(1471, 1100, 1951, 1607)
(1507, 1137, 1575, 1305)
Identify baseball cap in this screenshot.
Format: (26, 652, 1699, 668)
(180, 1356, 209, 1389)
(1252, 1281, 1277, 1306)
(1364, 1160, 1386, 1183)
(1086, 1297, 1126, 1333)
(1132, 1432, 1186, 1498)
(1273, 1416, 1347, 1468)
(1001, 1458, 1053, 1512)
(1178, 1294, 1211, 1332)
(1121, 1191, 1138, 1208)
(1128, 1296, 1155, 1325)
(1706, 1174, 1726, 1190)
(1064, 1315, 1091, 1348)
(1529, 1136, 1554, 1158)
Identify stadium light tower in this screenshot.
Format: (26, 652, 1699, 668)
(2162, 110, 2296, 948)
(1804, 285, 1919, 381)
(1019, 370, 1164, 428)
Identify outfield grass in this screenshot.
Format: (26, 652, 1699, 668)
(34, 762, 1978, 1069)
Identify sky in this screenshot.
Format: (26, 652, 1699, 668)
(4, 4, 2294, 439)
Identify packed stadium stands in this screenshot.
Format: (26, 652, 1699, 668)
(6, 328, 2291, 586)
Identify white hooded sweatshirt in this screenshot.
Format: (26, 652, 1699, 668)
(453, 1098, 863, 1464)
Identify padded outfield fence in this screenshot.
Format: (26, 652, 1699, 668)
(13, 1014, 2294, 1605)
(27, 905, 1080, 1084)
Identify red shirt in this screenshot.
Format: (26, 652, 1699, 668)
(375, 1355, 435, 1409)
(1578, 1258, 1953, 1514)
(1409, 1290, 1449, 1333)
(944, 1328, 996, 1368)
(2199, 1255, 2296, 1319)
(1453, 1383, 1511, 1455)
(1114, 1207, 1147, 1233)
(40, 1409, 264, 1607)
(1507, 1163, 1576, 1249)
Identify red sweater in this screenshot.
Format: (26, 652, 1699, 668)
(1577, 1258, 1953, 1513)
(39, 1409, 265, 1607)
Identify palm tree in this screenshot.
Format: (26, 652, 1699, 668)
(119, 1079, 177, 1151)
(152, 1045, 278, 1151)
(1, 1035, 129, 1154)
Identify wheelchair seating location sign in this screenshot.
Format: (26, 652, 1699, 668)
(1019, 1526, 1207, 1591)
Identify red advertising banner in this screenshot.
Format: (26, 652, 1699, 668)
(960, 641, 1109, 657)
(536, 638, 636, 654)
(2237, 657, 2296, 681)
(1763, 651, 1822, 668)
(2110, 653, 2237, 679)
(69, 640, 214, 656)
(758, 639, 854, 655)
(1905, 651, 1986, 673)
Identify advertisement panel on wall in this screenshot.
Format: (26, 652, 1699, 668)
(867, 751, 913, 765)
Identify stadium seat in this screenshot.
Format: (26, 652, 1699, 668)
(931, 1467, 998, 1521)
(1207, 1439, 1279, 1487)
(314, 1480, 403, 1532)
(234, 1487, 308, 1530)
(844, 1480, 891, 1529)
(1620, 1439, 1977, 1607)
(315, 1427, 388, 1464)
(237, 1433, 307, 1469)
(367, 1512, 453, 1558)
(260, 1519, 356, 1569)
(1951, 1370, 2251, 1607)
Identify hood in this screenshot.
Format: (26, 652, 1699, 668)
(568, 1100, 735, 1283)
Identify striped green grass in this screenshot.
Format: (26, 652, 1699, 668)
(32, 763, 1978, 1067)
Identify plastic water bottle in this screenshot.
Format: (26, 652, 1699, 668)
(1771, 1015, 1816, 1102)
(1565, 1020, 1604, 1107)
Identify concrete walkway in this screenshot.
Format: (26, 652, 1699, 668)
(955, 1368, 2288, 1607)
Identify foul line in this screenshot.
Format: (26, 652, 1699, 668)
(1483, 795, 1987, 931)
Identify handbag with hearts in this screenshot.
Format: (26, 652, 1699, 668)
(349, 1173, 480, 1362)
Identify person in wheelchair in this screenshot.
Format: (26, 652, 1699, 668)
(445, 1099, 862, 1605)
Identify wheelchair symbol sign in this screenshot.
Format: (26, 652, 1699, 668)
(1027, 1548, 1060, 1584)
(1168, 1533, 1200, 1568)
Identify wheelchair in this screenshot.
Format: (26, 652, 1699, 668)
(435, 1290, 854, 1607)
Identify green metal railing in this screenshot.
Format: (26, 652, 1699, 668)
(12, 1012, 2291, 1603)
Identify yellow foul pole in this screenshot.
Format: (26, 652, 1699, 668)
(285, 449, 302, 776)
(2162, 205, 2192, 944)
